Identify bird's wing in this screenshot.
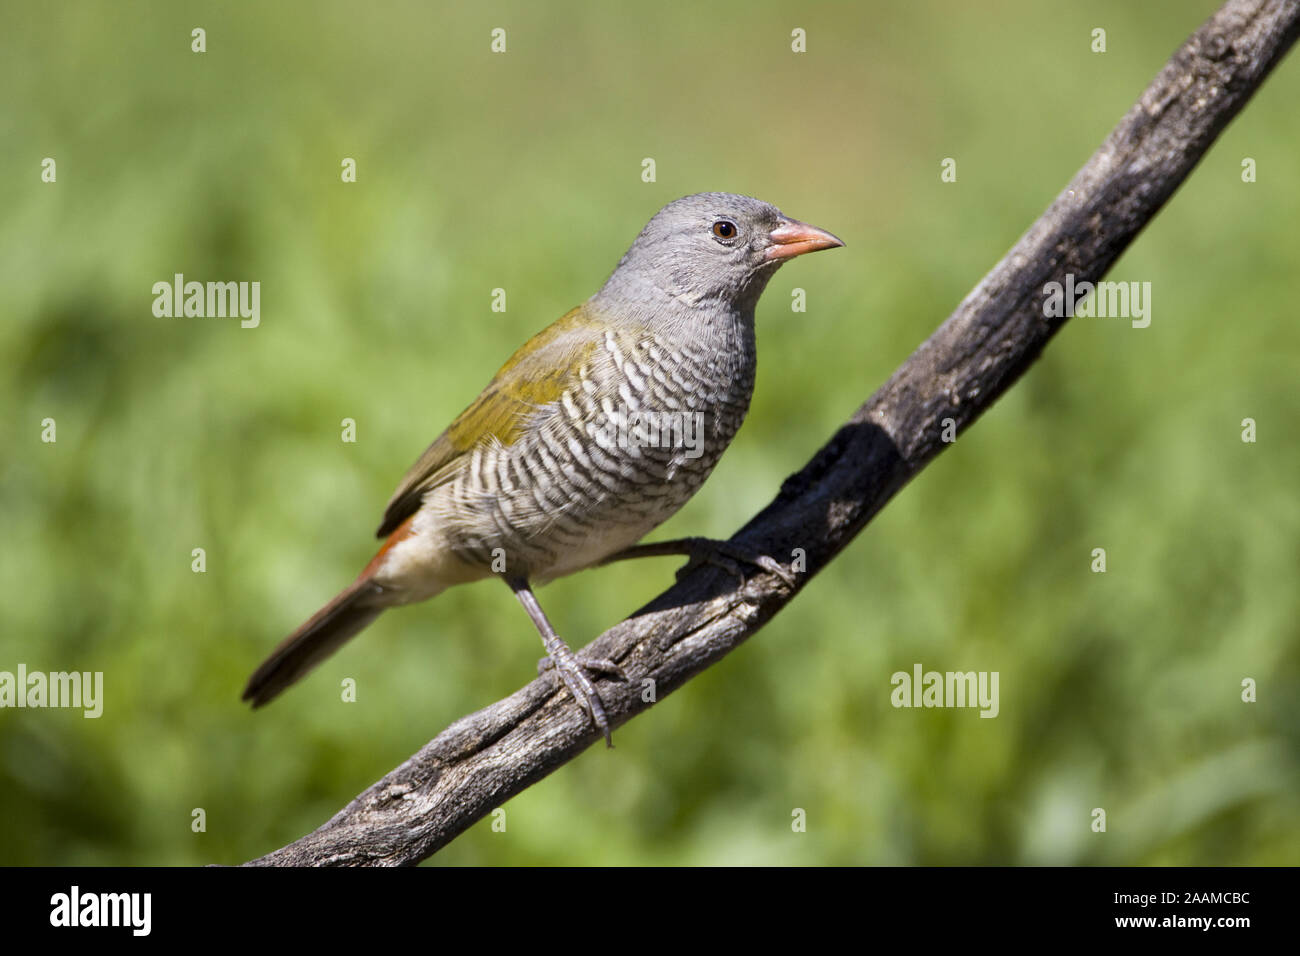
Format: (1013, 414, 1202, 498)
(375, 305, 604, 537)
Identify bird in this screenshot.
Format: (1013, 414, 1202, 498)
(242, 192, 843, 745)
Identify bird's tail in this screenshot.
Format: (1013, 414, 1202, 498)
(242, 577, 385, 708)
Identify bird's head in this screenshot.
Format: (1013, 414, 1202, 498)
(593, 192, 843, 319)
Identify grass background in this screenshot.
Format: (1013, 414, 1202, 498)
(2, 0, 1297, 865)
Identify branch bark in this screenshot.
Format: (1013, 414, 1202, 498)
(243, 0, 1300, 866)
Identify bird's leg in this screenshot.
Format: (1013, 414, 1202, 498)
(508, 577, 618, 748)
(599, 536, 798, 589)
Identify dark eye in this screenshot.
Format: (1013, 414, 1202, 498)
(711, 219, 738, 241)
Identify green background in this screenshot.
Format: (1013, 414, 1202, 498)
(2, 0, 1297, 866)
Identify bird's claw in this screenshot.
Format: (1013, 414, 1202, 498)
(537, 654, 626, 681)
(539, 651, 623, 748)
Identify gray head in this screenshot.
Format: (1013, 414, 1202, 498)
(592, 192, 842, 319)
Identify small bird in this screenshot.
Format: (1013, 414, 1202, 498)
(242, 192, 842, 744)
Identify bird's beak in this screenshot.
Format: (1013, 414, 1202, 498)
(764, 219, 845, 261)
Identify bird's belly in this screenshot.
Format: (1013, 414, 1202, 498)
(429, 412, 734, 582)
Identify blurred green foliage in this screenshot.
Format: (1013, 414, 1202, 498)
(2, 0, 1297, 866)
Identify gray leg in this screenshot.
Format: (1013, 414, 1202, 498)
(508, 577, 618, 748)
(599, 536, 798, 588)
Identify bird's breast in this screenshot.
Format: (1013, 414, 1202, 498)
(428, 320, 757, 581)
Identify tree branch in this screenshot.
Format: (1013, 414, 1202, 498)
(243, 0, 1300, 866)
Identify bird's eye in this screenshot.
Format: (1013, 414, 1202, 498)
(711, 219, 738, 241)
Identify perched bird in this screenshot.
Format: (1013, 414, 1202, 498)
(242, 192, 843, 744)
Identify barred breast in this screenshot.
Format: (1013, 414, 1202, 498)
(429, 315, 757, 583)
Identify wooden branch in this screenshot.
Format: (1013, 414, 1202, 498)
(243, 0, 1300, 866)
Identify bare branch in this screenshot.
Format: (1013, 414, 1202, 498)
(243, 0, 1300, 866)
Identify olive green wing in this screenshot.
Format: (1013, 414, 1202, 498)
(375, 306, 603, 537)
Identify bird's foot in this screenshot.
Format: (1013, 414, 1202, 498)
(538, 645, 624, 748)
(509, 575, 624, 748)
(680, 537, 798, 589)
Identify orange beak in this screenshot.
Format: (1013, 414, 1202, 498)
(764, 219, 845, 261)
